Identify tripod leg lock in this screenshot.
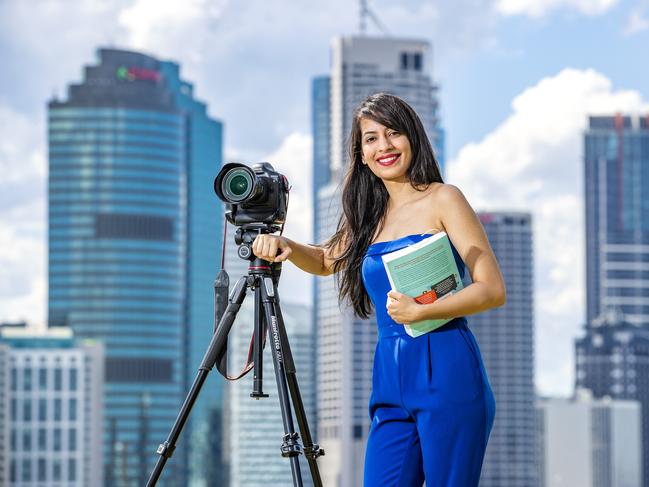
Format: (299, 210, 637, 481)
(303, 443, 325, 460)
(156, 441, 176, 459)
(280, 432, 303, 458)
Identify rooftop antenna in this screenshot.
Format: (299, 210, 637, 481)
(359, 0, 390, 36)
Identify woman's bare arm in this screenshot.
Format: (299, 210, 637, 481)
(252, 234, 342, 276)
(387, 185, 506, 324)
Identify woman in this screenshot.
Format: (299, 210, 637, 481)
(252, 92, 503, 486)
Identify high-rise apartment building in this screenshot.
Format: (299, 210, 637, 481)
(0, 324, 104, 486)
(48, 48, 223, 486)
(585, 114, 649, 326)
(471, 212, 538, 487)
(537, 391, 642, 487)
(575, 309, 649, 485)
(311, 35, 444, 486)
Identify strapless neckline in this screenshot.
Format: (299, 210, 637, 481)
(368, 233, 433, 249)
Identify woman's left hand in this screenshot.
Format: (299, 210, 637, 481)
(386, 290, 422, 325)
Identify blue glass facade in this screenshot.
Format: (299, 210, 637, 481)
(48, 49, 223, 486)
(585, 115, 649, 326)
(312, 75, 331, 244)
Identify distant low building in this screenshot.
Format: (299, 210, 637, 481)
(537, 390, 642, 487)
(0, 323, 104, 486)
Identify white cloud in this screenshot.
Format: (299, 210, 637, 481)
(447, 68, 649, 396)
(496, 0, 620, 17)
(118, 0, 228, 65)
(624, 9, 649, 36)
(0, 104, 47, 326)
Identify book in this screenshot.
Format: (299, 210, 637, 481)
(381, 232, 464, 338)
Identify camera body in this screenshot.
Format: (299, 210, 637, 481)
(214, 162, 289, 226)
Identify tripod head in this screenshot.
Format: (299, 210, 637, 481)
(232, 223, 283, 285)
(233, 223, 282, 260)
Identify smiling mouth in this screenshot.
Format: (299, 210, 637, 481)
(376, 154, 400, 167)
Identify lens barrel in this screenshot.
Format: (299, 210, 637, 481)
(214, 163, 258, 204)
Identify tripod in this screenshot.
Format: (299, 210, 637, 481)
(146, 225, 324, 487)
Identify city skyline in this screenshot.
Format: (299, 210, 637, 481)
(3, 0, 649, 400)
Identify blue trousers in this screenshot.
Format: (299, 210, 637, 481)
(364, 319, 495, 486)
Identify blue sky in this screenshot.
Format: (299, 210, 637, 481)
(1, 0, 648, 396)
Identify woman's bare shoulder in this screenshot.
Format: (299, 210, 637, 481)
(423, 183, 468, 214)
(426, 183, 465, 203)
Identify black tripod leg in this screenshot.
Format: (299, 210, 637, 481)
(272, 292, 325, 487)
(146, 275, 249, 487)
(259, 276, 304, 487)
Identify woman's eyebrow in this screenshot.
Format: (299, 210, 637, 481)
(362, 130, 377, 136)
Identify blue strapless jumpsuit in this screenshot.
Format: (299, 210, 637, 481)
(361, 234, 496, 487)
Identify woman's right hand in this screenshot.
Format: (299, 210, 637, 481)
(252, 234, 293, 263)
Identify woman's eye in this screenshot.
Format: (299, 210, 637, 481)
(365, 137, 375, 143)
(389, 131, 399, 137)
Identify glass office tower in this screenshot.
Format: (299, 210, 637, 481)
(585, 114, 649, 327)
(48, 48, 223, 486)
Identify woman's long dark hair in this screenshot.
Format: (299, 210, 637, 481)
(325, 92, 444, 318)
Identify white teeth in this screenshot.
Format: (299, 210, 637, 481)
(379, 155, 397, 164)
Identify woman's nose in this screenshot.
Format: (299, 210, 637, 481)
(377, 135, 393, 152)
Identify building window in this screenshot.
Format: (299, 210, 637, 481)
(38, 428, 47, 450)
(69, 369, 77, 390)
(11, 398, 16, 421)
(38, 458, 46, 481)
(414, 53, 422, 71)
(400, 52, 408, 70)
(53, 459, 62, 481)
(53, 428, 62, 451)
(10, 428, 16, 450)
(54, 368, 62, 391)
(23, 430, 32, 451)
(39, 398, 47, 421)
(22, 459, 31, 481)
(95, 213, 174, 241)
(69, 398, 77, 421)
(69, 428, 77, 451)
(54, 399, 62, 421)
(24, 368, 32, 391)
(10, 367, 17, 390)
(23, 399, 32, 421)
(39, 368, 47, 389)
(106, 357, 173, 382)
(68, 458, 77, 481)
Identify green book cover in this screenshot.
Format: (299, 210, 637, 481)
(381, 232, 464, 337)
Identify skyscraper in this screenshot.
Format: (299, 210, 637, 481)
(471, 212, 538, 487)
(47, 48, 223, 486)
(312, 35, 444, 486)
(585, 114, 649, 326)
(580, 113, 649, 484)
(575, 309, 649, 485)
(0, 324, 104, 486)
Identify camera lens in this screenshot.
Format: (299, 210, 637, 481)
(223, 168, 253, 202)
